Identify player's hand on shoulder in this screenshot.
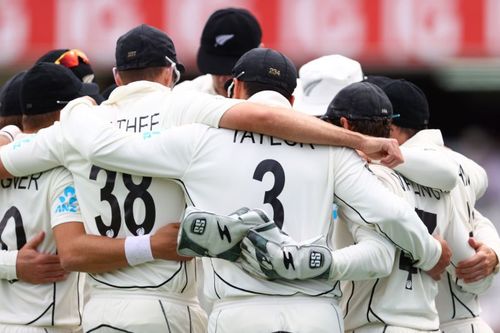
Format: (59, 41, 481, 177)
(361, 136, 403, 168)
(177, 206, 269, 261)
(426, 235, 452, 280)
(240, 222, 332, 281)
(16, 231, 67, 284)
(455, 238, 499, 283)
(151, 223, 192, 262)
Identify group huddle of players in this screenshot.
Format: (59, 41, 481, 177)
(0, 6, 498, 333)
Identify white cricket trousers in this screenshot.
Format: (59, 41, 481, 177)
(0, 325, 81, 333)
(440, 317, 493, 333)
(208, 296, 343, 333)
(82, 292, 207, 333)
(346, 324, 440, 333)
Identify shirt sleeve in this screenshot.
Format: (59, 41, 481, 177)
(59, 99, 204, 179)
(395, 145, 459, 191)
(330, 222, 395, 281)
(0, 125, 64, 177)
(333, 148, 442, 271)
(0, 250, 18, 280)
(454, 150, 488, 200)
(167, 91, 244, 128)
(441, 203, 476, 266)
(48, 167, 84, 228)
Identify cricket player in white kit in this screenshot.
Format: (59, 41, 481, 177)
(0, 167, 82, 333)
(367, 77, 500, 333)
(324, 81, 486, 333)
(0, 62, 98, 333)
(0, 25, 407, 332)
(199, 47, 397, 330)
(293, 56, 460, 193)
(41, 52, 455, 331)
(0, 24, 244, 333)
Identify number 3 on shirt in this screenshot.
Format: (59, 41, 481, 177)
(89, 165, 155, 237)
(253, 159, 285, 228)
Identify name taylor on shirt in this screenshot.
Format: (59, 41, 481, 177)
(233, 130, 315, 149)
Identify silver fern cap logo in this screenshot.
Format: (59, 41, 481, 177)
(214, 34, 235, 47)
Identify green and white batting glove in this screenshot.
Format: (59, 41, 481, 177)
(177, 206, 270, 261)
(240, 222, 332, 280)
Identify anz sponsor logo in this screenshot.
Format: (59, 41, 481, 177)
(55, 185, 79, 214)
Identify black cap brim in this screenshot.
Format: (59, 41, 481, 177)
(197, 47, 239, 75)
(79, 82, 104, 104)
(79, 82, 100, 97)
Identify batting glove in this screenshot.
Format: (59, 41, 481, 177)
(241, 222, 332, 280)
(177, 206, 270, 261)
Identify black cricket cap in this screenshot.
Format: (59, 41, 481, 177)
(21, 62, 100, 115)
(115, 24, 185, 72)
(0, 71, 26, 117)
(323, 81, 394, 121)
(36, 48, 95, 83)
(364, 75, 393, 88)
(231, 48, 297, 97)
(374, 78, 429, 130)
(197, 8, 262, 75)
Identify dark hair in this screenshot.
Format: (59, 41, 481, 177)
(117, 66, 171, 85)
(242, 81, 293, 101)
(22, 110, 60, 133)
(0, 116, 23, 130)
(394, 125, 419, 139)
(325, 115, 391, 138)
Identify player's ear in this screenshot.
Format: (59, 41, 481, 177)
(233, 79, 246, 99)
(340, 117, 350, 130)
(113, 67, 124, 86)
(166, 66, 178, 88)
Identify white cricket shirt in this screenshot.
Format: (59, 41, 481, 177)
(0, 155, 83, 328)
(174, 74, 217, 95)
(341, 163, 475, 331)
(0, 81, 241, 298)
(51, 101, 443, 301)
(396, 129, 497, 325)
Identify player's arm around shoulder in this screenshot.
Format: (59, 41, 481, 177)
(220, 103, 403, 167)
(0, 125, 22, 178)
(330, 222, 396, 281)
(447, 148, 488, 199)
(333, 148, 448, 275)
(396, 145, 459, 191)
(0, 123, 65, 179)
(51, 169, 190, 272)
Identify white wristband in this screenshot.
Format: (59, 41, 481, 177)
(0, 250, 18, 280)
(0, 125, 21, 143)
(124, 235, 154, 266)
